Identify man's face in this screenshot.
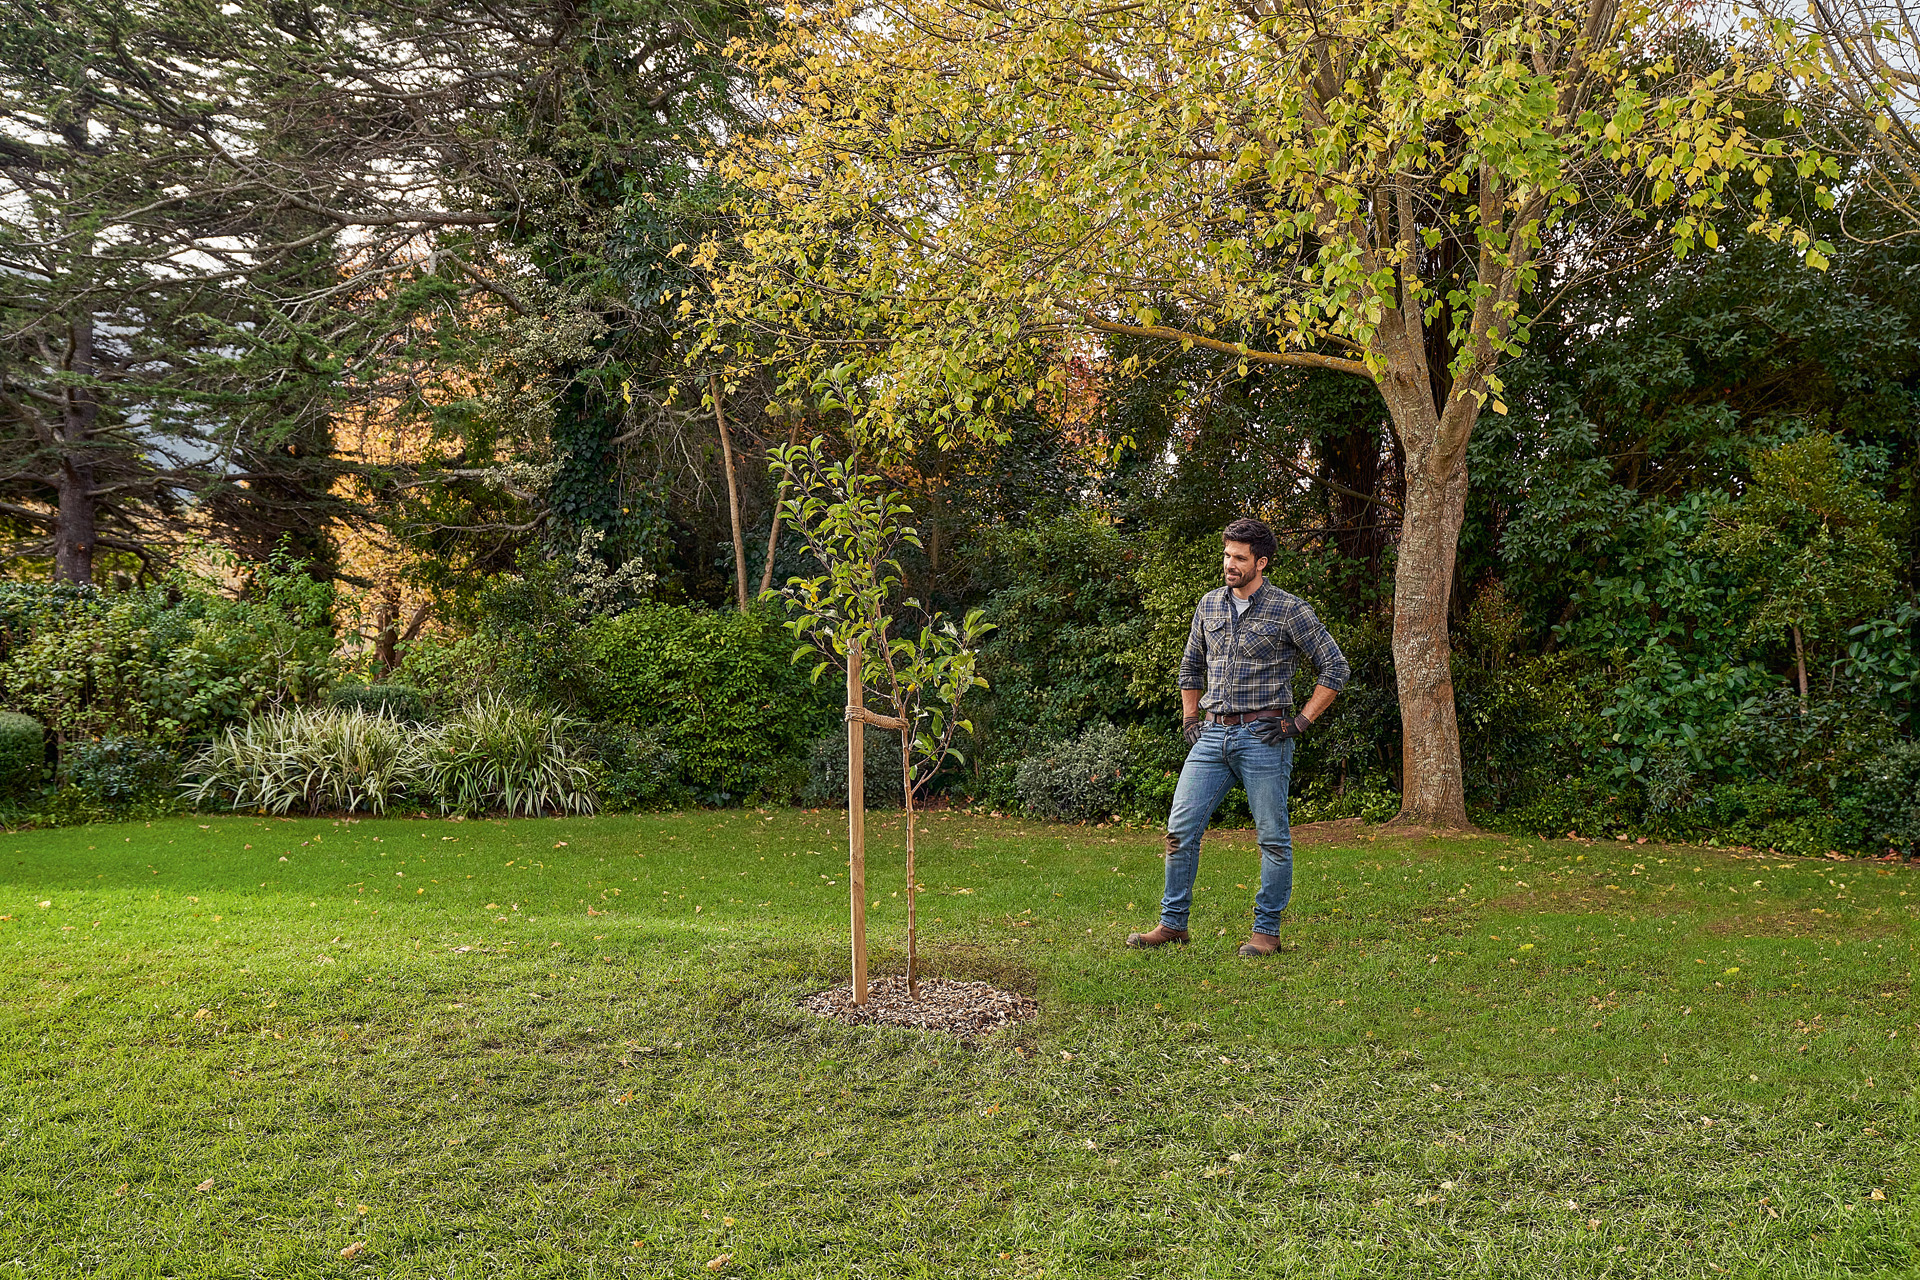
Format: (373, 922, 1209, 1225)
(1222, 540, 1267, 591)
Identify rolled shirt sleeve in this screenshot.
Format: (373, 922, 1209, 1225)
(1177, 606, 1208, 691)
(1292, 604, 1350, 692)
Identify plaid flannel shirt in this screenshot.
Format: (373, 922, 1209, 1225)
(1178, 582, 1350, 713)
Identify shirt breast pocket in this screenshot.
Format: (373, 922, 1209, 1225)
(1205, 617, 1232, 670)
(1243, 621, 1283, 660)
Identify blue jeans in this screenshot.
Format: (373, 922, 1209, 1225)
(1161, 724, 1295, 935)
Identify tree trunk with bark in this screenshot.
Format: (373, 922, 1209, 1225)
(52, 315, 102, 585)
(373, 581, 402, 675)
(1375, 310, 1478, 830)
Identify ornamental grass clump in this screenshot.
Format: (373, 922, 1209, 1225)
(188, 705, 423, 816)
(187, 697, 595, 817)
(420, 695, 596, 817)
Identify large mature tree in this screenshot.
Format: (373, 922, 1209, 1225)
(0, 0, 764, 592)
(699, 0, 1833, 824)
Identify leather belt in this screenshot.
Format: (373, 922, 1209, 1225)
(1207, 707, 1292, 726)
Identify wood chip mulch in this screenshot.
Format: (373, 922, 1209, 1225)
(800, 976, 1037, 1038)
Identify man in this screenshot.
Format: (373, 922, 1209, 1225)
(1127, 517, 1349, 957)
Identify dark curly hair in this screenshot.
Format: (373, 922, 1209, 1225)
(1222, 517, 1276, 567)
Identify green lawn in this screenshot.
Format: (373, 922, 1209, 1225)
(3, 809, 1914, 1278)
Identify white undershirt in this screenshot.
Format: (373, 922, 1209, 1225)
(1230, 592, 1253, 616)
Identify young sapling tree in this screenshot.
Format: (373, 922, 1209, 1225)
(772, 437, 991, 1000)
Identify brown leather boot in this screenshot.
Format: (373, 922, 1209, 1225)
(1237, 932, 1282, 957)
(1125, 923, 1189, 949)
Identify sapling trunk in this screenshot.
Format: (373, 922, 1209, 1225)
(902, 732, 917, 999)
(710, 376, 749, 614)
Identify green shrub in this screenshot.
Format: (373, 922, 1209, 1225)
(422, 696, 596, 817)
(1855, 740, 1920, 853)
(0, 711, 43, 803)
(1015, 722, 1130, 823)
(67, 737, 176, 806)
(329, 683, 429, 723)
(1489, 770, 1642, 840)
(581, 724, 685, 812)
(188, 706, 424, 816)
(584, 604, 823, 804)
(800, 727, 905, 809)
(1291, 776, 1401, 825)
(0, 556, 335, 745)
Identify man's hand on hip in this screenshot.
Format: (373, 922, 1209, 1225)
(1251, 713, 1308, 746)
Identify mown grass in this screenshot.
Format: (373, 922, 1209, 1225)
(2, 809, 1914, 1278)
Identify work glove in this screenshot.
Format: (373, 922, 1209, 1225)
(1182, 714, 1206, 747)
(1251, 713, 1308, 746)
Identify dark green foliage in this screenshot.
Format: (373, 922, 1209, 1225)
(584, 604, 825, 804)
(66, 737, 176, 807)
(0, 559, 336, 744)
(800, 727, 904, 810)
(1856, 740, 1920, 853)
(968, 516, 1148, 773)
(328, 683, 429, 724)
(0, 711, 43, 803)
(583, 724, 686, 812)
(1013, 722, 1129, 823)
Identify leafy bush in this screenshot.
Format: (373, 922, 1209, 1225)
(1015, 722, 1130, 823)
(800, 726, 905, 809)
(583, 724, 685, 812)
(0, 711, 43, 803)
(67, 737, 177, 806)
(1855, 740, 1920, 853)
(328, 682, 429, 722)
(189, 706, 424, 816)
(421, 696, 597, 817)
(0, 556, 335, 745)
(584, 604, 823, 804)
(1291, 776, 1401, 825)
(967, 515, 1152, 773)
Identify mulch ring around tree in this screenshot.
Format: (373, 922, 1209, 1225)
(801, 976, 1037, 1039)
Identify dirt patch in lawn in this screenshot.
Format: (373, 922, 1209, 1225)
(801, 976, 1037, 1039)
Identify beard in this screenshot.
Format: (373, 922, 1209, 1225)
(1224, 564, 1250, 588)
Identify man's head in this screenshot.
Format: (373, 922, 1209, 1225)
(1222, 517, 1275, 593)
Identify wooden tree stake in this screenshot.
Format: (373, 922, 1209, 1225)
(847, 642, 868, 1006)
(902, 727, 917, 999)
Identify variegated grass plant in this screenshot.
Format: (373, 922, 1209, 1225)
(420, 694, 597, 817)
(187, 705, 423, 816)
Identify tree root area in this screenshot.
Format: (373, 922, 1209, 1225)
(801, 976, 1037, 1039)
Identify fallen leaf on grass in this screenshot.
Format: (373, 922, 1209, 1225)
(1588, 1218, 1601, 1230)
(705, 1254, 732, 1271)
(340, 1241, 366, 1258)
(113, 1184, 128, 1197)
(193, 1178, 215, 1192)
(1871, 1189, 1887, 1201)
